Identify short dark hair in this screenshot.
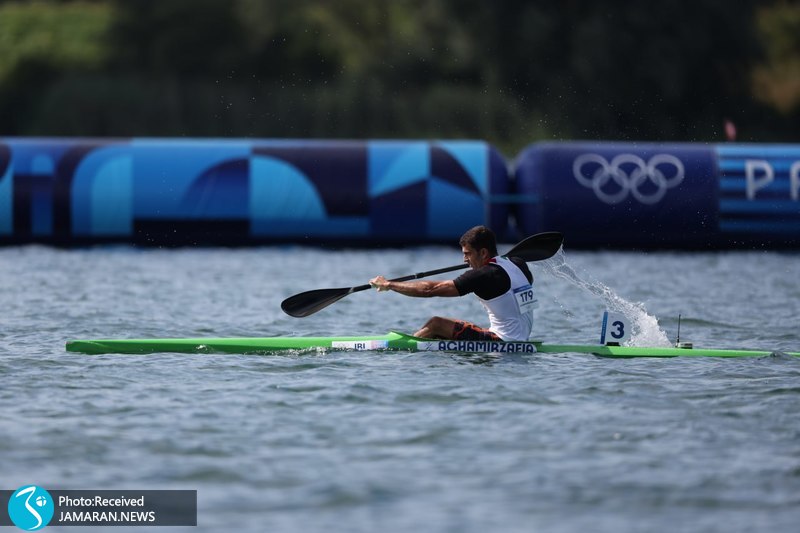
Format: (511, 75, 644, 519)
(459, 225, 498, 256)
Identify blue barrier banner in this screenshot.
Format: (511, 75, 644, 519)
(515, 142, 719, 248)
(7, 138, 798, 248)
(0, 138, 508, 246)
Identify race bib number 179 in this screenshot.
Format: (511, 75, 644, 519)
(513, 285, 537, 312)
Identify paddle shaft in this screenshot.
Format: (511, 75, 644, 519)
(349, 264, 468, 293)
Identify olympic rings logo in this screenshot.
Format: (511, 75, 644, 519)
(572, 153, 685, 205)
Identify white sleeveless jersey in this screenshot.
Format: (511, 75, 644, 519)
(477, 256, 535, 341)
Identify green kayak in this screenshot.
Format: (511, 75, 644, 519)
(65, 331, 800, 358)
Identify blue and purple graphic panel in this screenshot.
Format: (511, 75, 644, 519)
(0, 138, 508, 245)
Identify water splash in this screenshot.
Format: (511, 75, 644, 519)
(540, 249, 670, 346)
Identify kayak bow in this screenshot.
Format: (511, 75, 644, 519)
(65, 331, 800, 358)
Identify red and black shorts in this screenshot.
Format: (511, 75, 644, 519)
(452, 320, 502, 341)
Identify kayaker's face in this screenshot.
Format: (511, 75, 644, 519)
(462, 244, 489, 269)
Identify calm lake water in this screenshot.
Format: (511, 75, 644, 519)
(1, 245, 799, 532)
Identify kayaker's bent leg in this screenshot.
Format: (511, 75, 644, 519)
(415, 316, 459, 339)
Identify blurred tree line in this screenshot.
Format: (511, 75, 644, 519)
(1, 0, 799, 155)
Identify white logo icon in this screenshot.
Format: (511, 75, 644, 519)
(572, 153, 685, 204)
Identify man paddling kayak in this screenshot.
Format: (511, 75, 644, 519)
(369, 225, 535, 341)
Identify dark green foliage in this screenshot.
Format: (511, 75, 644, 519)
(1, 0, 797, 154)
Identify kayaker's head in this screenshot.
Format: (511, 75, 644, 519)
(459, 225, 497, 269)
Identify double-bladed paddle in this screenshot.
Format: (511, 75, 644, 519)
(280, 231, 564, 318)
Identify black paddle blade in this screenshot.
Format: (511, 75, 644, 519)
(507, 231, 563, 261)
(281, 287, 352, 318)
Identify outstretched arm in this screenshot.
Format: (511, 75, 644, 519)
(370, 276, 459, 297)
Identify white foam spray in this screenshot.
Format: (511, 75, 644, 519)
(539, 249, 670, 347)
